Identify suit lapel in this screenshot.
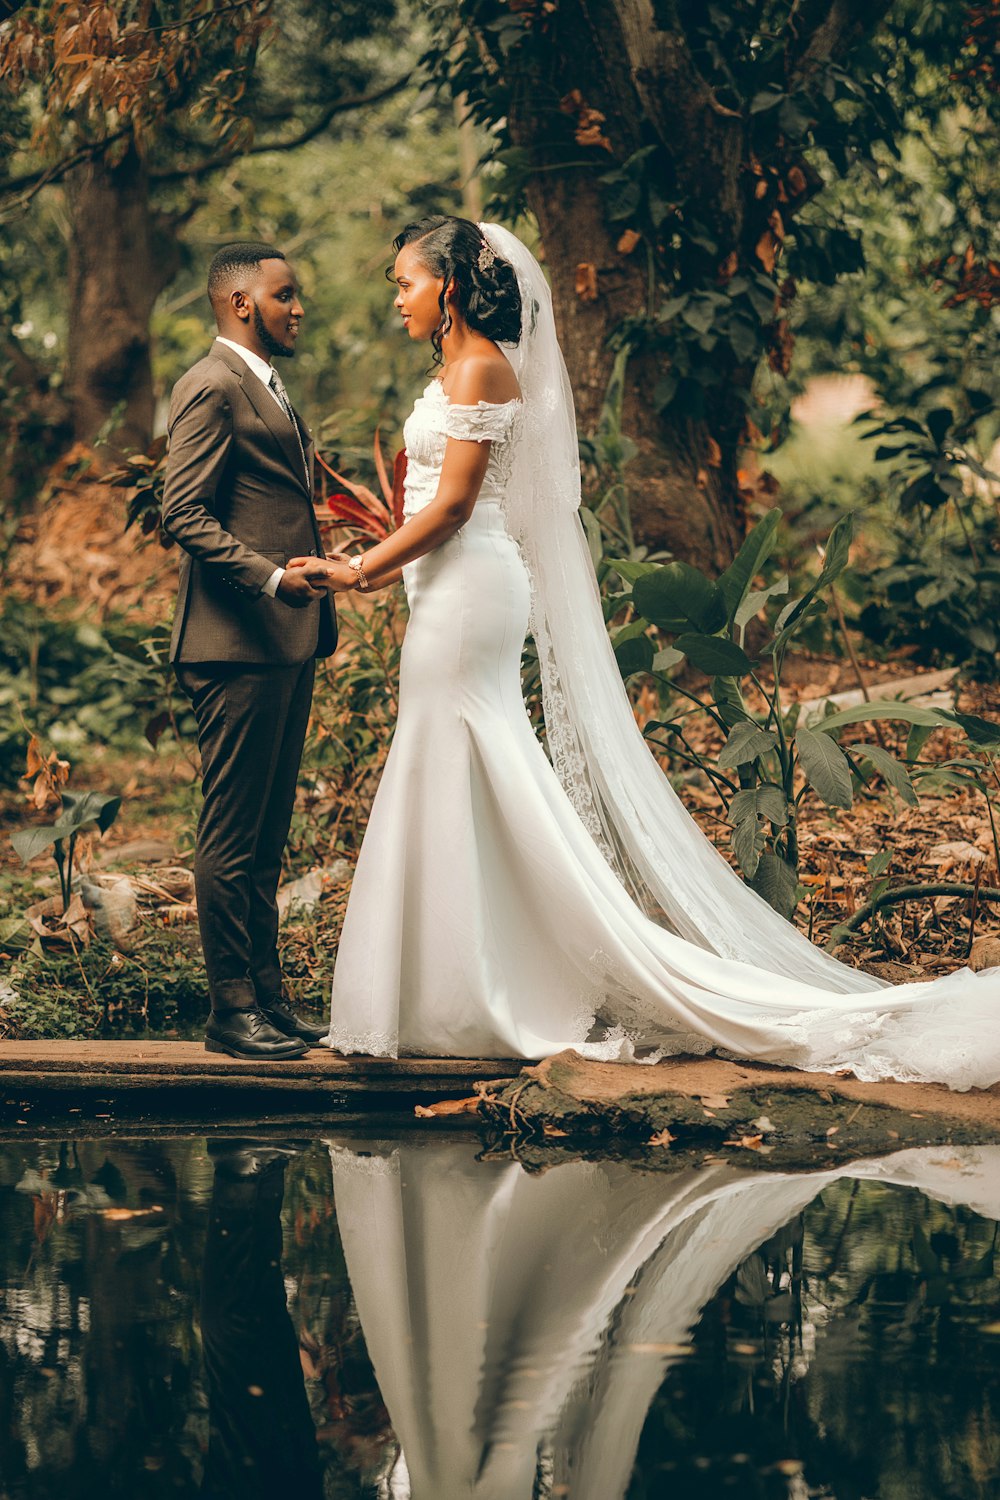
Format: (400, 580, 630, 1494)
(210, 340, 311, 497)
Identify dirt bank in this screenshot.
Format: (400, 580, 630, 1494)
(476, 1050, 1000, 1162)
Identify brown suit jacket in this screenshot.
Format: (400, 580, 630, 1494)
(162, 340, 337, 664)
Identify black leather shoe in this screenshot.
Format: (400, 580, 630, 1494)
(205, 1007, 310, 1060)
(259, 994, 328, 1045)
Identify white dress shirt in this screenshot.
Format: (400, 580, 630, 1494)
(215, 336, 292, 598)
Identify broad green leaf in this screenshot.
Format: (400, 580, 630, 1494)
(718, 721, 779, 768)
(717, 508, 782, 623)
(633, 562, 728, 634)
(732, 813, 766, 878)
(906, 721, 936, 763)
(579, 507, 604, 569)
(711, 676, 753, 729)
(675, 634, 753, 677)
(611, 619, 651, 646)
(734, 576, 789, 633)
(812, 698, 950, 733)
(730, 783, 789, 837)
(750, 852, 800, 919)
(945, 711, 1000, 750)
(11, 825, 63, 864)
(772, 513, 854, 650)
(868, 848, 893, 877)
(607, 558, 662, 585)
(851, 743, 918, 806)
(614, 635, 654, 677)
(652, 646, 685, 673)
(795, 726, 853, 808)
(58, 791, 122, 835)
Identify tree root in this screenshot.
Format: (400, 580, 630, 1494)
(827, 882, 1000, 946)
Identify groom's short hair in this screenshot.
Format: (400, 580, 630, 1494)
(207, 241, 286, 310)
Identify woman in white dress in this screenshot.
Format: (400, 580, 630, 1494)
(292, 216, 999, 1089)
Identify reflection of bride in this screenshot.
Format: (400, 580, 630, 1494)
(328, 1137, 1000, 1500)
(306, 215, 998, 1089)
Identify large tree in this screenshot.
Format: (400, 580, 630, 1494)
(0, 0, 409, 452)
(433, 0, 995, 570)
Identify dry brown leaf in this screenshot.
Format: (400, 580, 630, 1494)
(755, 228, 777, 273)
(786, 165, 807, 196)
(542, 1122, 569, 1137)
(725, 1135, 763, 1150)
(697, 1092, 730, 1109)
(648, 1128, 675, 1147)
(99, 1206, 165, 1222)
(574, 262, 599, 301)
(617, 228, 641, 255)
(413, 1096, 480, 1119)
(22, 735, 70, 813)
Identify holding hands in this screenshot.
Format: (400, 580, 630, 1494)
(287, 553, 363, 593)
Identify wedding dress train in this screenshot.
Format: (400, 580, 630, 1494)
(324, 224, 999, 1088)
(327, 1136, 1000, 1500)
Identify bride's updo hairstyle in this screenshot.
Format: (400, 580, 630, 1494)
(392, 215, 522, 363)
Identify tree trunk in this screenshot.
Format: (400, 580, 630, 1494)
(465, 0, 891, 572)
(525, 171, 746, 572)
(65, 146, 179, 456)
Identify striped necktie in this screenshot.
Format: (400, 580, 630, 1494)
(268, 368, 309, 486)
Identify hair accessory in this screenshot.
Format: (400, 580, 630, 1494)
(477, 239, 496, 273)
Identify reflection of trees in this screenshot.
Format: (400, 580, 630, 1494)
(633, 1179, 1000, 1500)
(0, 1139, 211, 1494)
(2, 1140, 999, 1499)
(0, 1140, 397, 1499)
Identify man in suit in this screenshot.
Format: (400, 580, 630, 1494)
(162, 241, 337, 1059)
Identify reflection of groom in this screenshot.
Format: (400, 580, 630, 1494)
(162, 242, 336, 1059)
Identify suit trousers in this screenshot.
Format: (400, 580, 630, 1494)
(176, 660, 315, 1011)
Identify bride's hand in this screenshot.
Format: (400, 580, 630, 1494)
(287, 556, 358, 592)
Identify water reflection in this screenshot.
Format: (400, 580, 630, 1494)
(0, 1136, 998, 1499)
(200, 1143, 321, 1498)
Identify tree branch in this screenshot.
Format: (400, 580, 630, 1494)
(0, 72, 411, 211)
(789, 0, 894, 89)
(149, 73, 413, 184)
(0, 128, 131, 214)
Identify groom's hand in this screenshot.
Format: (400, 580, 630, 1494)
(276, 569, 325, 608)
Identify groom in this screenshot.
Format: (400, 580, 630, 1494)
(162, 241, 337, 1059)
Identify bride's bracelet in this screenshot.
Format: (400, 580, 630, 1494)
(349, 554, 370, 591)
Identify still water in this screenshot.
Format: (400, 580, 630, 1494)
(1, 1134, 999, 1500)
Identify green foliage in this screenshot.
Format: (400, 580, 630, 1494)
(854, 403, 1000, 672)
(615, 509, 1000, 916)
(11, 789, 120, 908)
(0, 599, 193, 788)
(427, 0, 941, 429)
(292, 594, 406, 862)
(3, 928, 209, 1039)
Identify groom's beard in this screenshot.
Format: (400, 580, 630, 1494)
(253, 303, 294, 359)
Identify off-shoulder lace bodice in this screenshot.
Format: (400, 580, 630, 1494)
(402, 380, 522, 519)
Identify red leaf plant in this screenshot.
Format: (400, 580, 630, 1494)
(316, 428, 406, 546)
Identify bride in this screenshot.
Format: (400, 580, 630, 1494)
(292, 216, 999, 1089)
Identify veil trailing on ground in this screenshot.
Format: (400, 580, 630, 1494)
(479, 222, 880, 997)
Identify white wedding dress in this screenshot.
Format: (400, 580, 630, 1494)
(324, 225, 999, 1089)
(327, 1135, 1000, 1500)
